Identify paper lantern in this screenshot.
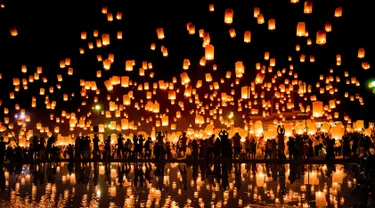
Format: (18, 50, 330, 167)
(320, 122, 330, 132)
(254, 120, 263, 134)
(304, 1, 313, 14)
(296, 22, 306, 37)
(268, 19, 276, 30)
(358, 48, 365, 58)
(316, 30, 326, 45)
(224, 8, 234, 24)
(209, 4, 214, 12)
(156, 28, 165, 39)
(205, 44, 214, 60)
(244, 31, 251, 43)
(10, 27, 18, 36)
(312, 101, 323, 117)
(334, 6, 343, 17)
(241, 86, 250, 99)
(254, 7, 260, 18)
(331, 125, 344, 140)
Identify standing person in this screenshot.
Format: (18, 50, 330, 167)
(138, 135, 145, 158)
(178, 132, 188, 158)
(92, 134, 100, 159)
(232, 133, 242, 160)
(144, 137, 152, 159)
(104, 136, 111, 160)
(0, 137, 11, 164)
(117, 134, 124, 159)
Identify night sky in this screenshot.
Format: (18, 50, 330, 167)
(0, 0, 374, 134)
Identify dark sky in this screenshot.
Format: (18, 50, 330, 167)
(0, 0, 374, 133)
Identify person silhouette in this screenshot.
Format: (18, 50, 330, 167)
(0, 137, 11, 165)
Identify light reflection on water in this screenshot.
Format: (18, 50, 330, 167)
(0, 162, 360, 207)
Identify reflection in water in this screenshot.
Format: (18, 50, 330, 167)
(0, 162, 365, 207)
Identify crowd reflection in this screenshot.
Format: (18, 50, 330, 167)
(0, 161, 373, 207)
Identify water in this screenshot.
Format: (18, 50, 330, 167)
(0, 162, 364, 207)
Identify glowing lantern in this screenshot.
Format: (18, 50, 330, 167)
(244, 31, 251, 43)
(241, 86, 250, 99)
(358, 48, 365, 58)
(205, 44, 214, 60)
(362, 62, 370, 70)
(316, 30, 326, 45)
(304, 1, 313, 14)
(156, 28, 165, 39)
(254, 120, 263, 134)
(162, 116, 169, 126)
(209, 4, 214, 12)
(224, 9, 233, 24)
(325, 22, 332, 32)
(257, 14, 264, 24)
(10, 27, 18, 36)
(254, 7, 260, 17)
(312, 101, 323, 117)
(334, 7, 343, 17)
(268, 19, 276, 30)
(296, 22, 306, 37)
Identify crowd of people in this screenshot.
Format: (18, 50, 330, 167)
(1, 128, 375, 164)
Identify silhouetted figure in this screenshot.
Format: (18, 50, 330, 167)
(104, 136, 111, 160)
(93, 134, 99, 159)
(233, 133, 241, 159)
(343, 135, 350, 158)
(117, 134, 124, 159)
(287, 137, 295, 160)
(0, 137, 10, 165)
(144, 137, 152, 159)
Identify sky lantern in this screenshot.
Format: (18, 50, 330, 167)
(107, 12, 113, 21)
(296, 22, 306, 36)
(253, 7, 260, 17)
(358, 48, 365, 58)
(209, 4, 214, 12)
(325, 22, 332, 32)
(10, 27, 18, 36)
(316, 30, 326, 45)
(205, 44, 214, 60)
(312, 101, 323, 117)
(229, 28, 236, 38)
(334, 6, 343, 17)
(102, 34, 110, 46)
(291, 0, 299, 3)
(257, 14, 264, 24)
(224, 8, 233, 24)
(81, 31, 87, 39)
(304, 1, 313, 14)
(268, 19, 276, 30)
(116, 11, 122, 20)
(156, 28, 165, 39)
(244, 31, 251, 43)
(362, 62, 370, 70)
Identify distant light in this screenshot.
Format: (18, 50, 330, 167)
(228, 112, 234, 119)
(371, 81, 375, 87)
(20, 114, 26, 119)
(95, 104, 101, 110)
